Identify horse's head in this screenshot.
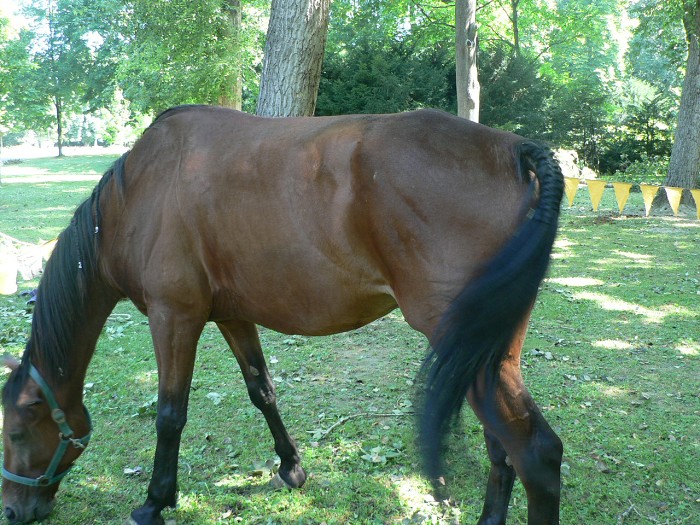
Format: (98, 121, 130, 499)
(2, 356, 91, 523)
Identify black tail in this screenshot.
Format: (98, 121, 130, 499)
(419, 141, 564, 482)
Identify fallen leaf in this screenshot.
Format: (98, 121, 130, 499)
(595, 460, 611, 474)
(206, 392, 223, 405)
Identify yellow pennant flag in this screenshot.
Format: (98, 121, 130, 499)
(664, 187, 684, 217)
(612, 182, 633, 214)
(564, 177, 579, 206)
(690, 189, 700, 220)
(585, 179, 607, 212)
(639, 184, 660, 216)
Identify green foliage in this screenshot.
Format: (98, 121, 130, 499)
(317, 34, 455, 115)
(479, 46, 552, 138)
(0, 0, 691, 178)
(317, 0, 456, 115)
(119, 0, 266, 115)
(606, 154, 670, 185)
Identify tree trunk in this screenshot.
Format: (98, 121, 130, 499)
(219, 0, 243, 110)
(456, 0, 480, 122)
(665, 2, 700, 191)
(256, 0, 331, 117)
(511, 0, 521, 57)
(55, 96, 64, 157)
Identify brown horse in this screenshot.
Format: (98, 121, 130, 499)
(2, 106, 563, 524)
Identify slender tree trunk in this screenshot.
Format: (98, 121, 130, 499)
(55, 96, 64, 157)
(456, 0, 479, 122)
(665, 2, 700, 191)
(219, 0, 243, 110)
(511, 0, 520, 57)
(256, 0, 331, 117)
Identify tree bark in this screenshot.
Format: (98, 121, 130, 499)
(511, 0, 520, 57)
(456, 0, 480, 122)
(55, 96, 64, 157)
(256, 0, 331, 117)
(219, 0, 243, 110)
(665, 1, 700, 190)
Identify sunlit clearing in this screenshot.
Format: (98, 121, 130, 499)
(613, 250, 654, 264)
(594, 339, 633, 350)
(573, 291, 665, 323)
(3, 174, 102, 184)
(548, 277, 604, 287)
(597, 385, 628, 398)
(677, 342, 699, 356)
(552, 238, 577, 259)
(393, 474, 439, 515)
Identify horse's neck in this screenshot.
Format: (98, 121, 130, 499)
(32, 283, 118, 406)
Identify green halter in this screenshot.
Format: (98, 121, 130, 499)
(2, 364, 92, 487)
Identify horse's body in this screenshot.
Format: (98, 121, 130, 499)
(2, 107, 564, 524)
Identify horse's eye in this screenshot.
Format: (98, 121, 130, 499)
(8, 431, 26, 444)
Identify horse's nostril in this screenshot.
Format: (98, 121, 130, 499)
(4, 506, 17, 522)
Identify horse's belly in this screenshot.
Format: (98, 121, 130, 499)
(210, 273, 397, 336)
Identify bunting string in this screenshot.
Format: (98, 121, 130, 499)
(564, 177, 700, 219)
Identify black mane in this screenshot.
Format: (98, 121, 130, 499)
(4, 154, 128, 401)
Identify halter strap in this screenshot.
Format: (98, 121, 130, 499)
(2, 364, 92, 487)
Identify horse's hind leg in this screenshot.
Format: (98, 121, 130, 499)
(469, 325, 562, 525)
(217, 320, 307, 488)
(476, 430, 516, 525)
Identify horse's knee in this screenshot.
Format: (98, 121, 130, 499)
(155, 404, 187, 435)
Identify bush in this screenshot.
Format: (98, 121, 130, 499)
(605, 154, 669, 185)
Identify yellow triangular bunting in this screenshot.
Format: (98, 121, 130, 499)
(585, 179, 607, 212)
(639, 184, 660, 216)
(564, 177, 579, 207)
(611, 182, 633, 213)
(690, 189, 700, 220)
(664, 187, 683, 217)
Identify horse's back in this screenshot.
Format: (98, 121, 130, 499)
(101, 107, 529, 337)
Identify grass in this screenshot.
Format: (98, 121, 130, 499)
(1, 155, 699, 524)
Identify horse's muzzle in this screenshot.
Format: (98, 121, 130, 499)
(3, 497, 55, 524)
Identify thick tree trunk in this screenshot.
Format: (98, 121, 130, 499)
(256, 0, 331, 117)
(219, 0, 243, 110)
(665, 3, 700, 191)
(456, 0, 479, 122)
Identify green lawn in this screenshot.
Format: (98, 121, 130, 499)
(0, 155, 698, 524)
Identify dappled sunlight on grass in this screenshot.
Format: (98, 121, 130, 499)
(612, 250, 654, 264)
(593, 339, 634, 351)
(551, 237, 578, 260)
(547, 277, 604, 287)
(572, 291, 667, 323)
(593, 384, 630, 398)
(676, 341, 699, 356)
(3, 174, 102, 184)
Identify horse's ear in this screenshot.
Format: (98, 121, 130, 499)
(3, 355, 20, 372)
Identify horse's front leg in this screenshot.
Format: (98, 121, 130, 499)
(129, 308, 204, 525)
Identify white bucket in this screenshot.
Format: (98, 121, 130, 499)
(0, 249, 18, 295)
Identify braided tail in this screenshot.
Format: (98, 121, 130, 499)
(419, 141, 564, 482)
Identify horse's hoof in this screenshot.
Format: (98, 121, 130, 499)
(270, 472, 291, 489)
(126, 512, 170, 525)
(124, 517, 174, 525)
(276, 464, 307, 488)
